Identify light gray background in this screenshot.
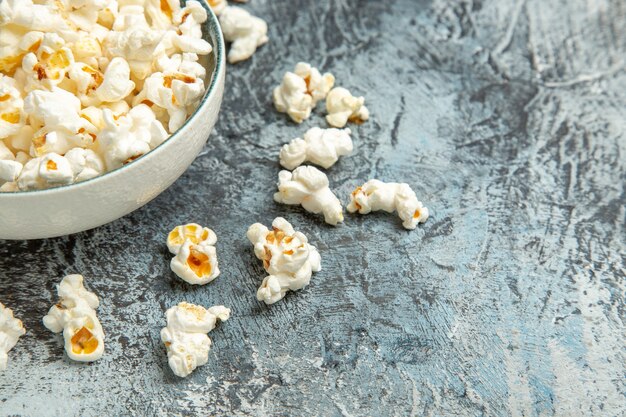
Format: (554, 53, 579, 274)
(1, 0, 625, 416)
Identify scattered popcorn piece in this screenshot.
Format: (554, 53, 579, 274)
(325, 87, 369, 128)
(274, 166, 344, 226)
(273, 72, 312, 124)
(273, 62, 334, 123)
(0, 302, 25, 371)
(167, 223, 220, 285)
(43, 274, 105, 362)
(247, 217, 321, 304)
(219, 6, 268, 64)
(347, 180, 429, 230)
(170, 239, 220, 285)
(160, 302, 230, 378)
(167, 223, 217, 255)
(293, 62, 335, 105)
(279, 127, 353, 170)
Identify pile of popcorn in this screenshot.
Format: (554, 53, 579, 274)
(0, 0, 214, 191)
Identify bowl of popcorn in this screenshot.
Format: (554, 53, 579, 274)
(0, 0, 225, 240)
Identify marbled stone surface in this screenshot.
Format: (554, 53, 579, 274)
(1, 0, 625, 415)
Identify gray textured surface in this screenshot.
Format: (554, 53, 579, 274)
(1, 0, 625, 415)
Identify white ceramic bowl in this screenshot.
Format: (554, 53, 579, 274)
(0, 2, 225, 240)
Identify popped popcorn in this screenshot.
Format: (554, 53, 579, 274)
(273, 72, 312, 124)
(0, 141, 22, 184)
(219, 6, 268, 64)
(0, 0, 214, 192)
(279, 127, 353, 170)
(17, 153, 74, 190)
(293, 62, 335, 105)
(160, 302, 230, 377)
(64, 148, 105, 182)
(347, 180, 429, 230)
(274, 166, 344, 226)
(94, 57, 135, 103)
(98, 104, 167, 169)
(247, 217, 321, 304)
(140, 70, 206, 133)
(325, 87, 369, 128)
(43, 274, 105, 362)
(167, 223, 216, 254)
(0, 74, 24, 139)
(167, 223, 220, 285)
(273, 62, 334, 123)
(0, 302, 25, 371)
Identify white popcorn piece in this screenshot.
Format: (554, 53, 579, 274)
(23, 88, 96, 155)
(170, 1, 212, 55)
(325, 87, 369, 128)
(17, 153, 74, 190)
(105, 28, 163, 81)
(141, 71, 205, 133)
(95, 57, 135, 103)
(274, 166, 344, 226)
(167, 224, 220, 285)
(167, 223, 217, 255)
(293, 62, 335, 105)
(70, 34, 103, 63)
(347, 180, 429, 230)
(160, 302, 230, 378)
(20, 33, 75, 92)
(273, 62, 334, 124)
(279, 127, 353, 170)
(64, 148, 105, 182)
(219, 6, 268, 64)
(154, 53, 206, 81)
(23, 87, 81, 128)
(68, 62, 105, 106)
(273, 72, 312, 124)
(65, 0, 110, 32)
(0, 74, 24, 139)
(98, 105, 168, 169)
(4, 125, 34, 153)
(0, 302, 25, 371)
(0, 1, 71, 44)
(0, 159, 23, 184)
(43, 274, 105, 362)
(247, 217, 321, 304)
(0, 140, 20, 184)
(145, 0, 180, 30)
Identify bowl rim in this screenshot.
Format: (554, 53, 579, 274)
(0, 0, 224, 197)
